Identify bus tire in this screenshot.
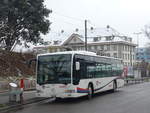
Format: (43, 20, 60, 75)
(112, 80, 117, 92)
(87, 84, 93, 99)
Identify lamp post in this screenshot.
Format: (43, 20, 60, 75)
(133, 32, 142, 78)
(85, 20, 87, 51)
(133, 32, 142, 48)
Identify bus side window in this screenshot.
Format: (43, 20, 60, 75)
(105, 64, 112, 77)
(95, 63, 105, 78)
(116, 63, 123, 76)
(101, 64, 106, 77)
(95, 63, 101, 78)
(74, 59, 86, 79)
(86, 62, 95, 78)
(80, 60, 86, 79)
(73, 59, 85, 85)
(112, 64, 117, 76)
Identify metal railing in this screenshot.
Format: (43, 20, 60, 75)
(124, 77, 150, 85)
(0, 80, 36, 93)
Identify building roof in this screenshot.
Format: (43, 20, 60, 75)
(34, 26, 136, 48)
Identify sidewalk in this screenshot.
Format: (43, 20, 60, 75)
(0, 90, 36, 104)
(0, 90, 48, 112)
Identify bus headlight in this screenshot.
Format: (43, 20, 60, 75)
(36, 89, 43, 93)
(64, 90, 75, 93)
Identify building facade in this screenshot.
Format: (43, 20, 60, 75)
(62, 34, 136, 66)
(135, 47, 150, 62)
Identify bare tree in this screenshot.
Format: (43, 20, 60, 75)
(144, 25, 150, 40)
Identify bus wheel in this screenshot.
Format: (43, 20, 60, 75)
(88, 84, 93, 99)
(112, 81, 117, 92)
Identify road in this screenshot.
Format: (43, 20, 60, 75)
(4, 82, 150, 113)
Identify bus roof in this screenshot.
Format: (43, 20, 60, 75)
(37, 51, 122, 61)
(37, 51, 96, 56)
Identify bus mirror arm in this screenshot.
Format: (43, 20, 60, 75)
(27, 58, 36, 68)
(63, 82, 68, 85)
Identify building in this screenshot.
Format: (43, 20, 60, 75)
(135, 47, 150, 62)
(33, 27, 136, 66)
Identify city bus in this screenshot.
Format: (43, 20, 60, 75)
(36, 51, 124, 99)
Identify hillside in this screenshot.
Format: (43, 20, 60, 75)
(0, 50, 36, 78)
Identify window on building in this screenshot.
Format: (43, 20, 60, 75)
(97, 46, 101, 50)
(91, 46, 94, 50)
(112, 45, 114, 51)
(81, 47, 83, 50)
(78, 47, 81, 50)
(123, 45, 125, 51)
(73, 47, 76, 50)
(125, 54, 127, 60)
(94, 46, 97, 50)
(112, 45, 117, 51)
(73, 38, 77, 42)
(133, 48, 135, 52)
(125, 45, 127, 51)
(107, 45, 110, 51)
(128, 54, 130, 60)
(129, 46, 131, 52)
(88, 46, 91, 50)
(124, 62, 126, 66)
(101, 45, 104, 50)
(127, 46, 129, 51)
(122, 53, 124, 59)
(130, 47, 132, 52)
(107, 53, 110, 57)
(113, 53, 117, 58)
(104, 45, 107, 50)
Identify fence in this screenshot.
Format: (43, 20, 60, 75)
(124, 77, 150, 85)
(0, 79, 36, 93)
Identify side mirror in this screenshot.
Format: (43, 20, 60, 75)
(76, 62, 80, 70)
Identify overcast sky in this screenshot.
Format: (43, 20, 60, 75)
(44, 0, 150, 47)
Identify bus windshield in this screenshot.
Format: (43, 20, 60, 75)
(37, 54, 72, 85)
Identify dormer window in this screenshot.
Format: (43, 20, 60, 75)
(106, 36, 112, 41)
(93, 37, 98, 42)
(73, 38, 77, 42)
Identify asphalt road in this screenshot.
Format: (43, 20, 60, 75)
(5, 82, 150, 113)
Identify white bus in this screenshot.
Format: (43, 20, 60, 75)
(36, 51, 124, 99)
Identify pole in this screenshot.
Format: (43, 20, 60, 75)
(134, 32, 142, 78)
(85, 20, 87, 51)
(134, 32, 142, 48)
(130, 48, 132, 66)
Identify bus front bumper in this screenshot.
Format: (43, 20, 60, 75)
(36, 92, 86, 98)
